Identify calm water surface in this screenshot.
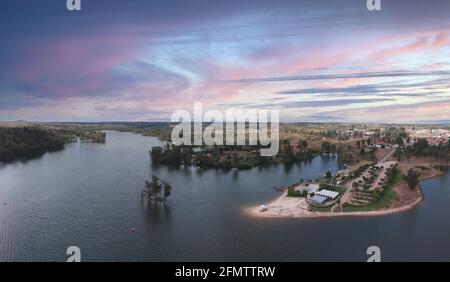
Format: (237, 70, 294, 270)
(1, 131, 449, 261)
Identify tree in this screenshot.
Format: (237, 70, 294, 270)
(396, 150, 402, 162)
(325, 170, 332, 179)
(282, 140, 295, 162)
(151, 175, 162, 202)
(163, 181, 172, 202)
(299, 140, 308, 149)
(144, 175, 172, 204)
(331, 144, 337, 152)
(403, 169, 420, 189)
(144, 180, 152, 201)
(360, 148, 365, 155)
(321, 141, 332, 152)
(395, 136, 404, 146)
(150, 146, 163, 163)
(0, 127, 68, 163)
(413, 139, 429, 156)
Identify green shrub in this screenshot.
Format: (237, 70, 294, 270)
(287, 187, 306, 197)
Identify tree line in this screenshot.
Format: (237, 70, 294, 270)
(150, 139, 319, 170)
(0, 127, 70, 163)
(396, 138, 450, 163)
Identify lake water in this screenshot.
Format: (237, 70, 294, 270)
(1, 131, 450, 261)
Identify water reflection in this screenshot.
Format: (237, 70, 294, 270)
(143, 203, 172, 224)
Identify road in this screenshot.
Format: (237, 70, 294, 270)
(377, 145, 398, 166)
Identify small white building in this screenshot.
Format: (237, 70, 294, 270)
(295, 183, 320, 194)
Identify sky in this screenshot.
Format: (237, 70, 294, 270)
(1, 0, 450, 123)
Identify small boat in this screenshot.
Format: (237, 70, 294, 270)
(259, 205, 268, 212)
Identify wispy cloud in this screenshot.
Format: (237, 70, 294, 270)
(300, 99, 450, 123)
(223, 70, 450, 84)
(233, 98, 396, 110)
(275, 77, 450, 99)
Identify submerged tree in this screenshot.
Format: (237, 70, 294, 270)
(163, 181, 172, 202)
(144, 175, 172, 204)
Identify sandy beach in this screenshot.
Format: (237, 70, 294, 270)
(244, 190, 424, 218)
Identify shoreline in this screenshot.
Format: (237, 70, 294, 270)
(244, 191, 424, 219)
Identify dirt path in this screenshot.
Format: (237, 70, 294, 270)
(377, 145, 397, 165)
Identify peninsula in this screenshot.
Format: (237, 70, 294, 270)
(247, 125, 449, 218)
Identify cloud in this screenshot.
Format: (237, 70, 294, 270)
(285, 98, 396, 108)
(303, 99, 450, 123)
(237, 98, 395, 110)
(1, 0, 450, 122)
(275, 78, 450, 98)
(298, 114, 346, 122)
(370, 31, 450, 61)
(222, 70, 450, 84)
(1, 35, 191, 106)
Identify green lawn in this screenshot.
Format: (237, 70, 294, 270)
(342, 168, 401, 212)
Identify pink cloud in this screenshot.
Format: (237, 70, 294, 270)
(369, 30, 450, 61)
(309, 99, 450, 123)
(11, 34, 149, 98)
